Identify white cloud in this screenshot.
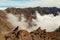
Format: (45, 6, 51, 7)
(23, 0, 60, 8)
(35, 11, 60, 32)
(6, 11, 60, 32)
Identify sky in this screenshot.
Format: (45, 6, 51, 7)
(0, 0, 60, 8)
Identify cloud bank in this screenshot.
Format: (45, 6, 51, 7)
(6, 11, 60, 32)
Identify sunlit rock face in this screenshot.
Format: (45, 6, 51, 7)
(0, 10, 13, 33)
(0, 7, 60, 33)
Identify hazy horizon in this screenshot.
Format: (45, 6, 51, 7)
(0, 0, 59, 8)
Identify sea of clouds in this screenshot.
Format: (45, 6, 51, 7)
(5, 11, 60, 32)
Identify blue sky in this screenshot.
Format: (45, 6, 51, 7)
(10, 0, 30, 2)
(0, 0, 60, 8)
(0, 0, 31, 8)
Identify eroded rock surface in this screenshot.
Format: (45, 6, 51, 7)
(0, 27, 60, 40)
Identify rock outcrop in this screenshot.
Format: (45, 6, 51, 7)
(0, 27, 60, 40)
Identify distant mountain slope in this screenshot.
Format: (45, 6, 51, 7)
(5, 7, 60, 16)
(5, 7, 60, 32)
(0, 7, 60, 34)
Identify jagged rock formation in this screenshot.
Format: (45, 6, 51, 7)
(0, 27, 60, 40)
(30, 27, 55, 40)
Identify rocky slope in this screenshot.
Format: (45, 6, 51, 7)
(0, 7, 60, 33)
(5, 7, 60, 16)
(0, 27, 60, 40)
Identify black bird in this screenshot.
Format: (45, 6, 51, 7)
(12, 26, 19, 34)
(13, 26, 19, 31)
